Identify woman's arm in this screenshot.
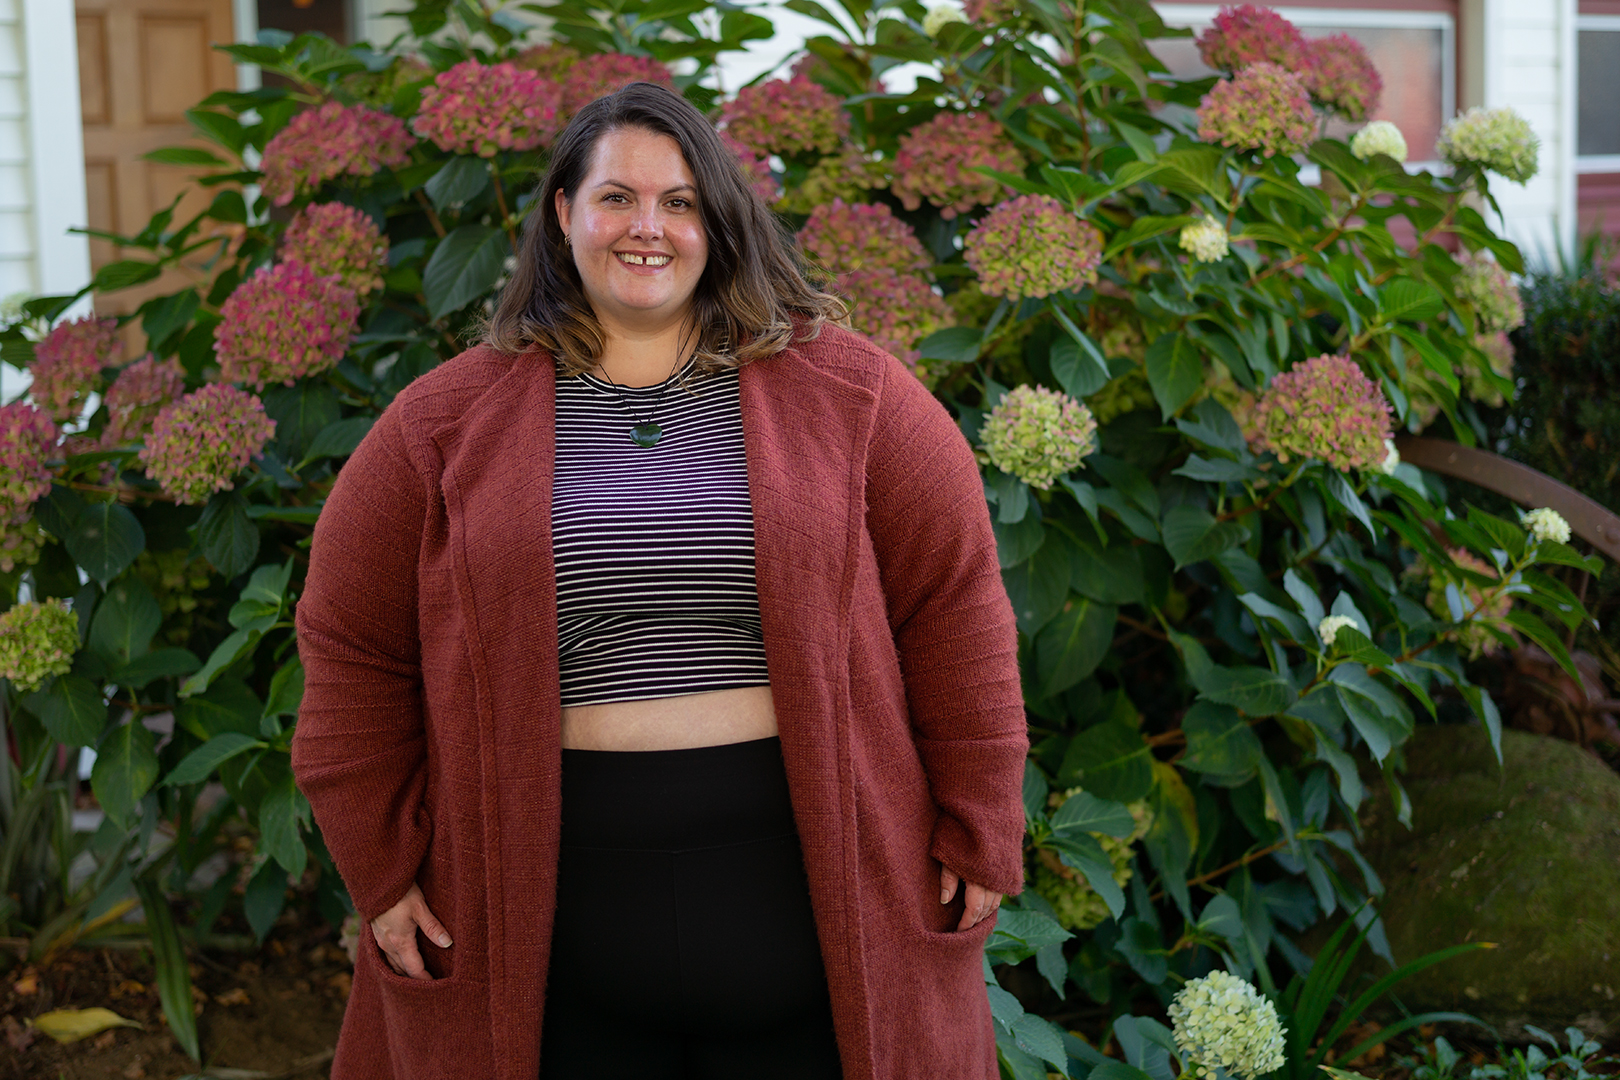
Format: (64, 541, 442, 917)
(864, 357, 1029, 899)
(291, 406, 435, 922)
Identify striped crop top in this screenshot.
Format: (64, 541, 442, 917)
(552, 363, 771, 707)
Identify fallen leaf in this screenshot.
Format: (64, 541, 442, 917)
(93, 1029, 118, 1050)
(326, 971, 352, 999)
(215, 987, 250, 1006)
(109, 979, 147, 1000)
(30, 1007, 142, 1044)
(123, 1053, 147, 1079)
(11, 972, 37, 995)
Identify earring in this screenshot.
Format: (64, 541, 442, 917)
(563, 233, 572, 247)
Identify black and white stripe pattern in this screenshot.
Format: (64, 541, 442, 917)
(552, 363, 770, 707)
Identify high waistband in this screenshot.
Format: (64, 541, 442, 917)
(558, 736, 796, 850)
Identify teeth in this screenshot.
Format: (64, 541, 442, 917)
(617, 253, 671, 266)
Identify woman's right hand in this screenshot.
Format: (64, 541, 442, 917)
(370, 884, 453, 981)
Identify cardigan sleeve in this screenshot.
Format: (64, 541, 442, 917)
(291, 405, 434, 922)
(864, 356, 1029, 898)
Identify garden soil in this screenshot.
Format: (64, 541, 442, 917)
(0, 911, 347, 1080)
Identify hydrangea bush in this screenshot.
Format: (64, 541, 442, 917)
(0, 0, 1598, 1071)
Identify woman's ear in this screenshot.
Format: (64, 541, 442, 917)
(554, 187, 571, 240)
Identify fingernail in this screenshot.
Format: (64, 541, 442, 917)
(940, 890, 950, 903)
(437, 935, 452, 948)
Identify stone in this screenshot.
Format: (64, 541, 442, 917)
(1357, 725, 1620, 1037)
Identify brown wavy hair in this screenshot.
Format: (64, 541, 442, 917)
(482, 82, 845, 374)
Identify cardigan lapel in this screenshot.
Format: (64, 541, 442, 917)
(434, 353, 561, 1080)
(739, 350, 877, 1018)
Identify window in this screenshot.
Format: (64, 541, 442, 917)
(1151, 5, 1455, 164)
(1577, 16, 1620, 171)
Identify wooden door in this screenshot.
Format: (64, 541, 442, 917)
(76, 0, 238, 323)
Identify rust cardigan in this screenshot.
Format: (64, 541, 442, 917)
(291, 324, 1028, 1080)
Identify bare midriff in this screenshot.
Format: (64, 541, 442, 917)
(559, 684, 779, 750)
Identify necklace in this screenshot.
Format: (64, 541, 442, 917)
(594, 356, 688, 448)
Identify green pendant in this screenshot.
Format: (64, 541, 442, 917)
(630, 422, 664, 448)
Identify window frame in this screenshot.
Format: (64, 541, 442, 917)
(1575, 14, 1620, 172)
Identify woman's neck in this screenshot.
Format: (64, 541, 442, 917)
(594, 313, 693, 387)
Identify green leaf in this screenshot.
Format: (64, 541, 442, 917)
(1002, 537, 1071, 636)
(1237, 592, 1314, 647)
(92, 260, 162, 293)
(296, 416, 374, 471)
(1332, 684, 1402, 762)
(258, 772, 309, 878)
(1284, 569, 1326, 628)
(65, 502, 145, 586)
(1050, 790, 1135, 837)
(164, 732, 266, 787)
(244, 859, 288, 943)
(194, 492, 259, 580)
(1198, 664, 1298, 716)
(142, 146, 227, 166)
(424, 156, 491, 212)
(423, 224, 508, 320)
(180, 627, 261, 697)
(1174, 454, 1260, 483)
(177, 677, 264, 740)
(1035, 597, 1117, 697)
(1049, 336, 1109, 397)
(111, 648, 202, 690)
(1162, 504, 1248, 569)
(92, 720, 160, 829)
(1022, 759, 1049, 822)
(1530, 540, 1603, 575)
(1179, 701, 1263, 782)
(135, 875, 200, 1061)
(1089, 455, 1159, 518)
(1145, 331, 1202, 419)
(1506, 610, 1581, 683)
(1064, 717, 1152, 802)
(262, 656, 304, 731)
(1010, 1014, 1068, 1069)
(993, 510, 1046, 569)
(88, 576, 162, 668)
(262, 381, 342, 464)
(1323, 471, 1375, 535)
(917, 326, 983, 363)
(1070, 533, 1144, 605)
(1049, 832, 1127, 919)
(28, 675, 106, 747)
(1380, 278, 1446, 322)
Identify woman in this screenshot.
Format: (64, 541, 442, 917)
(292, 82, 1027, 1080)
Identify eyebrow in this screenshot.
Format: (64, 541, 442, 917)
(592, 180, 696, 196)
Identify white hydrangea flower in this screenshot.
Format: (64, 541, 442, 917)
(1317, 614, 1358, 649)
(1379, 438, 1400, 475)
(1522, 507, 1571, 545)
(1169, 970, 1288, 1080)
(1179, 217, 1229, 263)
(923, 2, 969, 35)
(1350, 121, 1408, 163)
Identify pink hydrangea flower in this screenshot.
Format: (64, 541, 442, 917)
(838, 267, 955, 368)
(414, 60, 562, 157)
(1249, 354, 1394, 472)
(559, 53, 674, 118)
(721, 132, 780, 205)
(1425, 547, 1513, 658)
(0, 400, 58, 522)
(1197, 63, 1317, 158)
(797, 200, 932, 277)
(103, 354, 186, 446)
(139, 383, 276, 505)
(1302, 33, 1381, 121)
(261, 102, 415, 207)
(0, 598, 79, 691)
(980, 384, 1099, 489)
(720, 77, 849, 158)
(963, 0, 1018, 23)
(215, 262, 359, 389)
(30, 316, 120, 423)
(1196, 5, 1307, 72)
(964, 195, 1103, 299)
(282, 202, 389, 299)
(891, 111, 1023, 220)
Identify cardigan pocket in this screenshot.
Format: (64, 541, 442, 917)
(360, 937, 494, 1077)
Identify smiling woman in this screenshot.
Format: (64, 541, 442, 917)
(293, 81, 1029, 1080)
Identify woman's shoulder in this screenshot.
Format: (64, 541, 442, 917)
(777, 322, 916, 401)
(387, 342, 540, 431)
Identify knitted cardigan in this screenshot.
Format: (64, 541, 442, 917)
(291, 325, 1028, 1080)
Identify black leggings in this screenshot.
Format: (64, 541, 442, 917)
(540, 737, 843, 1080)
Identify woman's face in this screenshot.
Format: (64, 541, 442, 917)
(555, 127, 709, 336)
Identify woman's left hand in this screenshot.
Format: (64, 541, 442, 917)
(939, 865, 1002, 932)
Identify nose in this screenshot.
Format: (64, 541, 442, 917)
(628, 203, 663, 240)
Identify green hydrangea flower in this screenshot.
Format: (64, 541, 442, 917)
(1350, 120, 1407, 163)
(1028, 791, 1153, 931)
(1437, 106, 1539, 184)
(0, 598, 80, 693)
(979, 385, 1098, 489)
